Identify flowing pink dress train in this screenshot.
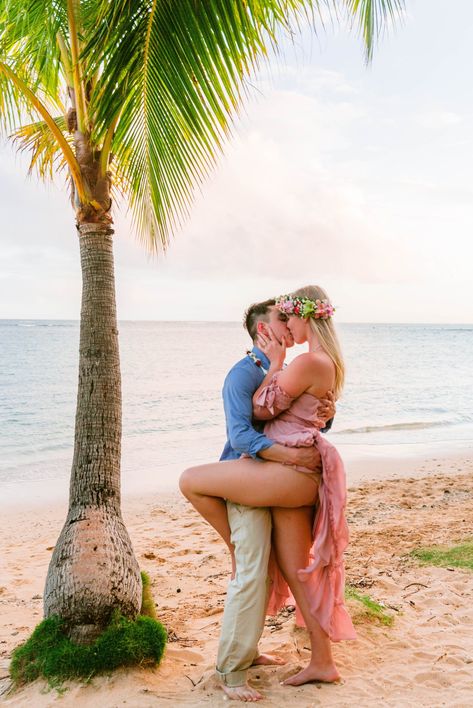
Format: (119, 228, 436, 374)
(255, 375, 356, 642)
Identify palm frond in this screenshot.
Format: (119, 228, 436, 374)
(85, 0, 318, 251)
(11, 116, 70, 180)
(0, 0, 67, 100)
(1, 0, 404, 245)
(343, 0, 405, 61)
(0, 59, 86, 200)
(0, 1, 69, 136)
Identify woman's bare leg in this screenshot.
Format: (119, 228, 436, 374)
(175, 487, 237, 576)
(179, 458, 318, 585)
(271, 507, 340, 685)
(180, 458, 318, 509)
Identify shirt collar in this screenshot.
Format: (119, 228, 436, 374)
(251, 345, 270, 371)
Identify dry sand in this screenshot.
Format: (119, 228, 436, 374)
(1, 452, 472, 707)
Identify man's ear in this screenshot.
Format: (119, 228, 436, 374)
(257, 321, 266, 335)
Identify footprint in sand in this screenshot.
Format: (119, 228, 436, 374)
(174, 548, 204, 556)
(246, 667, 281, 696)
(155, 540, 176, 549)
(413, 671, 451, 689)
(142, 552, 166, 563)
(165, 647, 205, 665)
(413, 650, 437, 661)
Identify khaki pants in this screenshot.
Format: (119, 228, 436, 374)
(215, 501, 272, 687)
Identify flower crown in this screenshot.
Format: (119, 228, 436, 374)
(275, 294, 335, 320)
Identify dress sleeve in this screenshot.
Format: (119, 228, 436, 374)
(254, 373, 295, 415)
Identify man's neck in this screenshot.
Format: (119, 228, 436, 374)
(250, 344, 270, 371)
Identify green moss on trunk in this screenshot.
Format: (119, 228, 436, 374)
(10, 571, 165, 685)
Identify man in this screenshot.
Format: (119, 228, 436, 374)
(216, 298, 333, 701)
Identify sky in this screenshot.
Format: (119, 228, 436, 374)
(1, 0, 473, 323)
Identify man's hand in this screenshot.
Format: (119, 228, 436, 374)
(317, 390, 336, 425)
(259, 442, 320, 469)
(256, 326, 286, 371)
(291, 446, 321, 471)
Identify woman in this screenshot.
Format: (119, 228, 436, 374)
(180, 285, 355, 686)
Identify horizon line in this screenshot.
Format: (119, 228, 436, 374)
(1, 318, 472, 327)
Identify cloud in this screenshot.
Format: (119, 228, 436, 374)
(415, 110, 463, 129)
(2, 45, 473, 324)
(148, 83, 411, 286)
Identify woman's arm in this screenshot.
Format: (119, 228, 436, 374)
(253, 352, 334, 420)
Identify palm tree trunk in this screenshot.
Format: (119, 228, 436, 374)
(43, 223, 142, 645)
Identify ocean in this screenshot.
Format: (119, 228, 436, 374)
(1, 320, 472, 505)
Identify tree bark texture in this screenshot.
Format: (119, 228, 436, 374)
(43, 224, 142, 644)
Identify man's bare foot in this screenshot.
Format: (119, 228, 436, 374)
(282, 662, 340, 686)
(252, 653, 286, 667)
(221, 683, 263, 701)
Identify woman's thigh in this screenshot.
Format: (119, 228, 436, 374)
(182, 458, 319, 508)
(271, 506, 314, 570)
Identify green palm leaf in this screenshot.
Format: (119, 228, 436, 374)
(86, 1, 302, 250)
(0, 0, 404, 247)
(12, 116, 70, 180)
(1, 0, 66, 103)
(84, 0, 404, 251)
(344, 0, 404, 60)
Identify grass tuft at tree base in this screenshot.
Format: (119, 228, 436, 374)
(140, 570, 157, 620)
(411, 540, 473, 571)
(10, 571, 166, 686)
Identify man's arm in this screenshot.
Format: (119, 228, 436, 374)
(223, 368, 274, 458)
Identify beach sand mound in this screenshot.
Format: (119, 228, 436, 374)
(1, 462, 472, 707)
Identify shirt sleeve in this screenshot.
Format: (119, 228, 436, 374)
(223, 367, 274, 458)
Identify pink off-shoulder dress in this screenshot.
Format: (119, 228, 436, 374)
(255, 374, 356, 642)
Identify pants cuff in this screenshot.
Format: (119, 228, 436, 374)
(215, 667, 248, 687)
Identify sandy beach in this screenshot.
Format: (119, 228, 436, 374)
(1, 449, 473, 707)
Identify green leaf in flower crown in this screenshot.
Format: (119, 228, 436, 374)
(302, 299, 315, 317)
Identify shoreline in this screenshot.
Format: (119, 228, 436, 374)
(1, 450, 473, 705)
(1, 440, 471, 514)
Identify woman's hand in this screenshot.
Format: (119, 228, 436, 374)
(256, 326, 286, 371)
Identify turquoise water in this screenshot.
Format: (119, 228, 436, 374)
(1, 320, 472, 502)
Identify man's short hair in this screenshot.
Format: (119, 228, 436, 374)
(244, 298, 275, 341)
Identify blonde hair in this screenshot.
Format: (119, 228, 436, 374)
(291, 285, 345, 398)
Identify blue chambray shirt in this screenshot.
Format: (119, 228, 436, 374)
(220, 347, 273, 460)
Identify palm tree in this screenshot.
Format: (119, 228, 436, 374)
(0, 0, 403, 644)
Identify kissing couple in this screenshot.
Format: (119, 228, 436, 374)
(180, 284, 356, 701)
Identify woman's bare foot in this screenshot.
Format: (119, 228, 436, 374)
(221, 683, 263, 701)
(282, 662, 340, 686)
(252, 653, 286, 667)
